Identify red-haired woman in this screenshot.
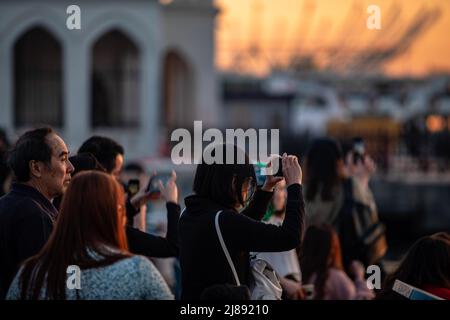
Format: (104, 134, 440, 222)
(300, 224, 374, 300)
(6, 171, 173, 300)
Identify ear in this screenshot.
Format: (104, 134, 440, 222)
(29, 160, 43, 178)
(336, 159, 346, 177)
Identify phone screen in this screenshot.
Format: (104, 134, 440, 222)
(255, 155, 283, 180)
(127, 179, 140, 197)
(146, 174, 171, 193)
(352, 138, 365, 164)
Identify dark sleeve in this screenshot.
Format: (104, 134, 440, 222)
(16, 207, 52, 263)
(125, 198, 139, 225)
(220, 184, 304, 252)
(165, 202, 180, 252)
(240, 188, 273, 221)
(126, 202, 180, 258)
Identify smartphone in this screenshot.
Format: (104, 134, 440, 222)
(352, 137, 365, 165)
(256, 155, 284, 178)
(127, 179, 140, 197)
(254, 163, 267, 187)
(393, 279, 443, 300)
(267, 155, 284, 177)
(145, 174, 172, 194)
(273, 155, 284, 177)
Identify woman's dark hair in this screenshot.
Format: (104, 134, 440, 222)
(200, 284, 251, 300)
(300, 224, 344, 300)
(305, 138, 344, 201)
(78, 136, 124, 173)
(123, 162, 145, 175)
(377, 232, 450, 300)
(69, 152, 106, 176)
(19, 171, 130, 299)
(193, 144, 256, 209)
(7, 127, 54, 182)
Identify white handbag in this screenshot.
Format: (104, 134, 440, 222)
(214, 210, 283, 300)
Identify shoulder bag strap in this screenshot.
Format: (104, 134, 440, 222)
(214, 210, 241, 286)
(179, 207, 186, 218)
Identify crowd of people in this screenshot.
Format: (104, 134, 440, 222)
(0, 127, 449, 300)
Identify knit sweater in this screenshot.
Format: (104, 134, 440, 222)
(6, 255, 174, 300)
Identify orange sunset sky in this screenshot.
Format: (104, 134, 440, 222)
(215, 0, 450, 76)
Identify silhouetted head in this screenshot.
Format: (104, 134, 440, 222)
(305, 138, 344, 202)
(300, 224, 344, 299)
(78, 136, 124, 178)
(7, 127, 74, 199)
(193, 144, 256, 210)
(377, 232, 450, 299)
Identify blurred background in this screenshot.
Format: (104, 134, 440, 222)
(216, 0, 450, 259)
(0, 0, 450, 277)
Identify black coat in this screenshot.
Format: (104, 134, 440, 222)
(178, 184, 305, 300)
(0, 184, 57, 299)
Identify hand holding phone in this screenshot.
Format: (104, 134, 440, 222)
(155, 170, 178, 204)
(129, 173, 166, 209)
(282, 153, 302, 186)
(352, 137, 365, 165)
(146, 173, 172, 194)
(266, 154, 284, 177)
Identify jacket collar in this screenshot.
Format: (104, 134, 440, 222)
(184, 194, 237, 215)
(11, 183, 59, 219)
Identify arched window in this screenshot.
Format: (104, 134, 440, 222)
(162, 50, 194, 130)
(14, 27, 63, 127)
(91, 30, 140, 127)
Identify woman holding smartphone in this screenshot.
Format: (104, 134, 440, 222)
(179, 144, 305, 300)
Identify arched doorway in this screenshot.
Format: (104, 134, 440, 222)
(91, 29, 140, 127)
(14, 27, 63, 127)
(162, 50, 194, 131)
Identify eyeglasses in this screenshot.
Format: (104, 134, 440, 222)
(244, 181, 256, 205)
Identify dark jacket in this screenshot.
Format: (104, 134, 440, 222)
(0, 183, 58, 299)
(179, 184, 304, 300)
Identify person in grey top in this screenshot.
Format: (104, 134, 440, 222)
(6, 171, 173, 300)
(7, 254, 173, 300)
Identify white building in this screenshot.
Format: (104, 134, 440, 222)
(0, 0, 219, 158)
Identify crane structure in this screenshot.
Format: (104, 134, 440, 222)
(221, 0, 442, 76)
